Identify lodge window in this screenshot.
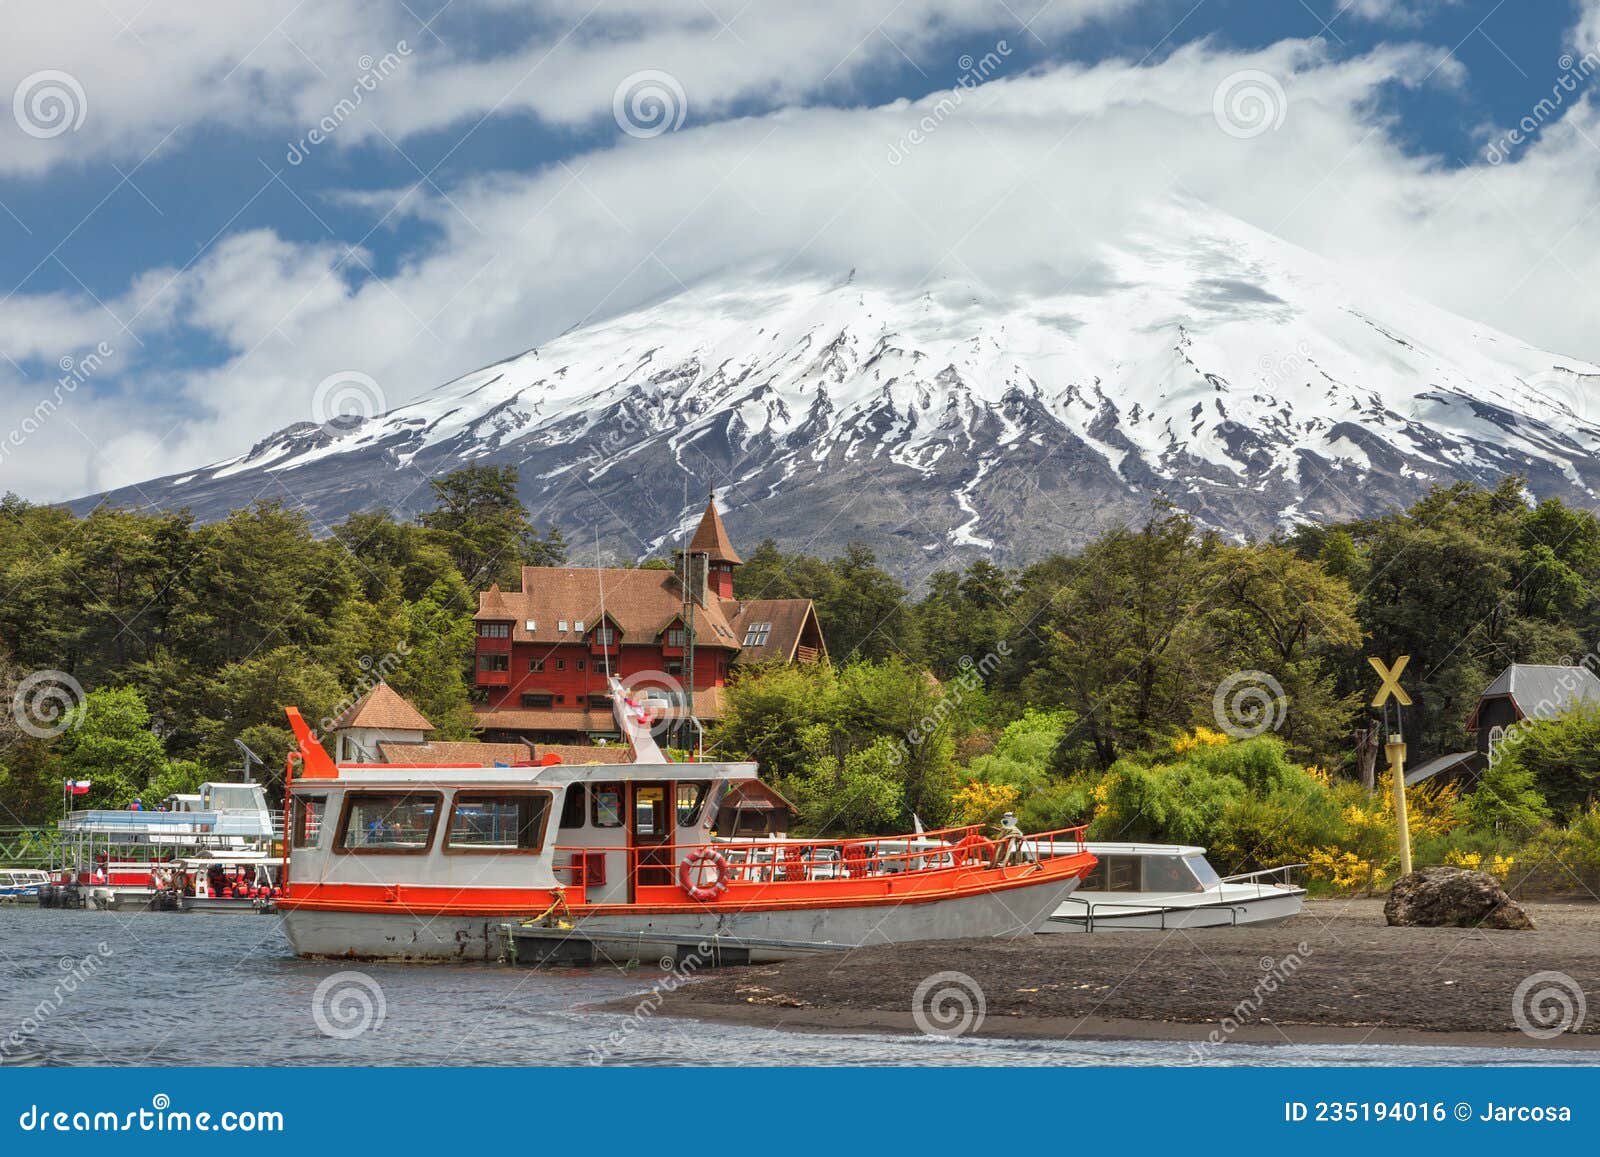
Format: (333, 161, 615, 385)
(478, 622, 510, 638)
(560, 784, 587, 829)
(591, 783, 624, 828)
(588, 694, 611, 709)
(594, 627, 616, 646)
(293, 796, 326, 848)
(335, 791, 442, 853)
(742, 622, 772, 647)
(676, 781, 709, 826)
(665, 627, 685, 647)
(576, 659, 585, 671)
(556, 659, 565, 671)
(478, 654, 508, 672)
(665, 660, 682, 676)
(529, 658, 544, 673)
(445, 792, 552, 854)
(521, 693, 554, 708)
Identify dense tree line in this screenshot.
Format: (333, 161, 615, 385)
(6, 471, 1600, 893)
(0, 465, 562, 821)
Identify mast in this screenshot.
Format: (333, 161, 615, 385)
(596, 525, 612, 681)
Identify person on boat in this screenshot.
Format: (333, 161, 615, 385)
(991, 812, 1031, 867)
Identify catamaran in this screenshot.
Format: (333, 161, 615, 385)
(44, 783, 279, 911)
(275, 677, 1097, 963)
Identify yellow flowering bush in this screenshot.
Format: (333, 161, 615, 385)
(951, 780, 1020, 826)
(1171, 727, 1231, 754)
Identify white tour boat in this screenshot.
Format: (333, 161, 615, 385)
(47, 782, 278, 911)
(1037, 842, 1305, 932)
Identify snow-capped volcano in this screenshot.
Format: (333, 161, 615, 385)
(81, 198, 1600, 574)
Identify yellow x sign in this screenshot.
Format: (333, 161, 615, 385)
(1369, 655, 1412, 707)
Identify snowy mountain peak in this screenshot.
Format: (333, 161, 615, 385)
(83, 198, 1600, 575)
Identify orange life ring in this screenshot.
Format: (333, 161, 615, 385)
(953, 831, 992, 867)
(678, 848, 731, 902)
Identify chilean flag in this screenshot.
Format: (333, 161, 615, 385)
(65, 780, 91, 795)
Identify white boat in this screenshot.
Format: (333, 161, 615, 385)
(1037, 842, 1305, 932)
(0, 868, 49, 904)
(49, 782, 278, 911)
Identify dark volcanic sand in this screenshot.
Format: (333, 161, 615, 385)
(634, 900, 1600, 1049)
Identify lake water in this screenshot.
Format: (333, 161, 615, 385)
(0, 907, 1591, 1067)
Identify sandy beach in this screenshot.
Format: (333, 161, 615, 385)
(634, 899, 1600, 1051)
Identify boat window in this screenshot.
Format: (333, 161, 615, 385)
(1185, 854, 1221, 889)
(559, 784, 587, 829)
(1143, 855, 1203, 893)
(446, 793, 552, 853)
(335, 792, 442, 853)
(676, 781, 709, 826)
(293, 796, 326, 848)
(591, 783, 624, 828)
(1082, 855, 1140, 892)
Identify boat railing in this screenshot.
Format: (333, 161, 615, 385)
(1068, 898, 1250, 933)
(1219, 863, 1305, 892)
(552, 823, 1090, 895)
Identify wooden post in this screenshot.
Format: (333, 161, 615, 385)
(1387, 735, 1412, 877)
(1355, 727, 1379, 797)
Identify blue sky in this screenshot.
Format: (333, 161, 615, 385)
(2, 0, 1599, 500)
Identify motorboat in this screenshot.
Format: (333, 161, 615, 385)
(0, 868, 49, 904)
(173, 852, 282, 912)
(275, 677, 1097, 963)
(1036, 841, 1305, 932)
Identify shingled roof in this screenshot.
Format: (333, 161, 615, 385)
(330, 683, 433, 733)
(376, 740, 532, 765)
(475, 566, 741, 649)
(727, 598, 824, 663)
(688, 492, 741, 564)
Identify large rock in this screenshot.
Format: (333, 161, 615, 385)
(1385, 866, 1535, 930)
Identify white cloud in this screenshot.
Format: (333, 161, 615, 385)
(0, 0, 1146, 175)
(7, 29, 1600, 505)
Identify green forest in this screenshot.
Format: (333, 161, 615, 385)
(4, 469, 1600, 895)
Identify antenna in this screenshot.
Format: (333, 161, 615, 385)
(234, 738, 263, 783)
(595, 524, 612, 681)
